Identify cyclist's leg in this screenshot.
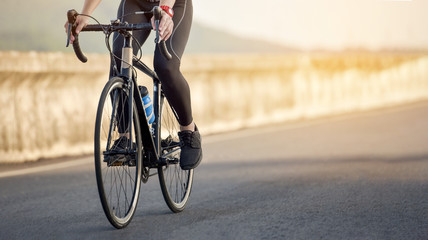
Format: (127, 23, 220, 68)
(111, 0, 157, 72)
(153, 0, 193, 128)
(153, 0, 201, 170)
(111, 0, 157, 134)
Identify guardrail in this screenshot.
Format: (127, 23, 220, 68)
(1, 51, 427, 163)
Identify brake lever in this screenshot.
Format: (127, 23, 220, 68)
(154, 19, 160, 43)
(66, 23, 72, 47)
(153, 6, 172, 60)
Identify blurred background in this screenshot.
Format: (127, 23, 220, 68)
(2, 0, 428, 52)
(1, 0, 428, 163)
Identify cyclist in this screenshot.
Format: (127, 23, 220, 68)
(64, 0, 202, 170)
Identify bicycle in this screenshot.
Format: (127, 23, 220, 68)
(66, 7, 194, 229)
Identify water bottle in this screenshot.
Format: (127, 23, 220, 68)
(139, 86, 155, 124)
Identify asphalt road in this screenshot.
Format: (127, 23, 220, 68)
(1, 101, 428, 240)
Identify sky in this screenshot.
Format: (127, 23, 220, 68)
(193, 0, 428, 51)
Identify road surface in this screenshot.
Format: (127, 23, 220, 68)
(1, 101, 428, 239)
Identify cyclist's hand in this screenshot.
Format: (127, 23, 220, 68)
(151, 11, 174, 41)
(64, 15, 90, 43)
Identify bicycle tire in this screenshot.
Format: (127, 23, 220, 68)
(157, 95, 194, 212)
(94, 77, 142, 228)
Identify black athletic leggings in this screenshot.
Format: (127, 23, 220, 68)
(112, 0, 193, 127)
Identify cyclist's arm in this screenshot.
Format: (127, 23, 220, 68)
(64, 0, 102, 43)
(152, 0, 176, 41)
(80, 0, 102, 16)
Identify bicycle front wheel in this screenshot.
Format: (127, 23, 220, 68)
(158, 95, 194, 213)
(94, 77, 142, 228)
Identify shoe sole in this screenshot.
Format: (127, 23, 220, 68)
(180, 151, 203, 170)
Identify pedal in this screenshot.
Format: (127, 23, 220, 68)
(104, 151, 136, 167)
(159, 157, 179, 166)
(110, 161, 124, 166)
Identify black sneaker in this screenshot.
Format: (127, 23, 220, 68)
(104, 136, 136, 166)
(178, 125, 203, 170)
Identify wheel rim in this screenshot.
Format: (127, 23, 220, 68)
(95, 80, 141, 227)
(159, 97, 193, 211)
(160, 158, 193, 209)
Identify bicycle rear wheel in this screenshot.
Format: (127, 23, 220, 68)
(158, 95, 194, 212)
(94, 77, 142, 228)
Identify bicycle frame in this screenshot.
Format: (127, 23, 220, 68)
(68, 7, 193, 228)
(67, 7, 175, 167)
(119, 33, 165, 167)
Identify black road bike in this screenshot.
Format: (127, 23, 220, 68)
(66, 7, 193, 229)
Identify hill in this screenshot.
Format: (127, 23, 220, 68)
(0, 0, 296, 54)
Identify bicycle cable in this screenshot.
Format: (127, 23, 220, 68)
(106, 32, 144, 80)
(77, 14, 109, 34)
(76, 12, 148, 80)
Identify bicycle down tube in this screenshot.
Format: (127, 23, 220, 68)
(68, 14, 168, 164)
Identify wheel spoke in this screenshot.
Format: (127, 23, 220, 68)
(94, 78, 142, 228)
(158, 95, 193, 212)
